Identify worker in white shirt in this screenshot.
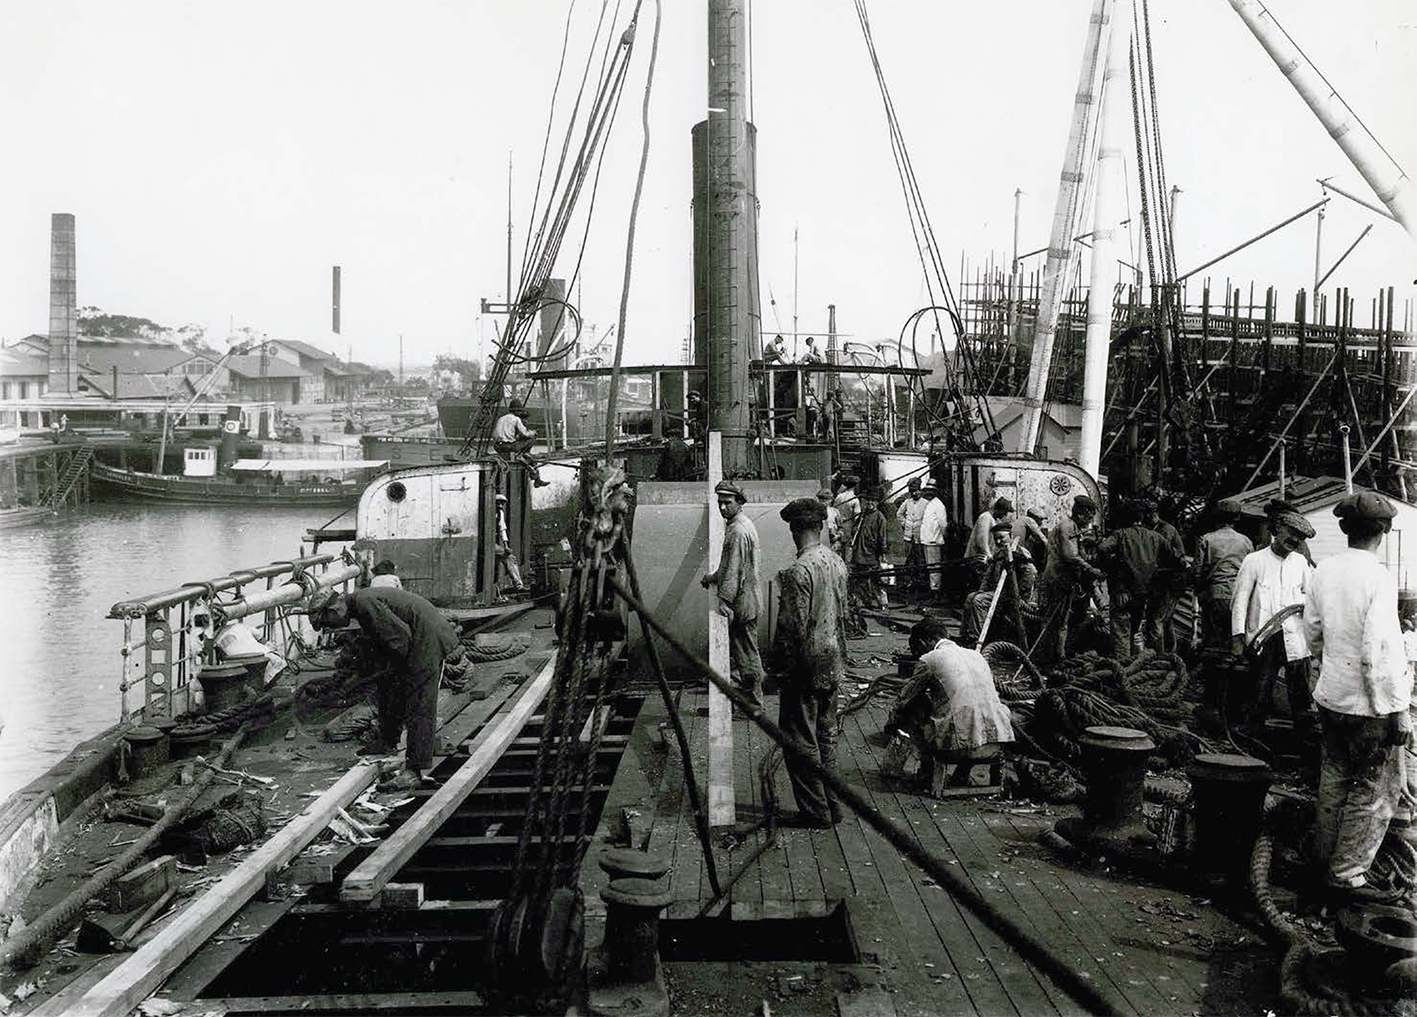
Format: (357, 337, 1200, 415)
(1302, 490, 1413, 904)
(492, 401, 549, 487)
(493, 493, 527, 595)
(896, 477, 927, 593)
(918, 481, 949, 599)
(1230, 505, 1315, 730)
(369, 559, 403, 589)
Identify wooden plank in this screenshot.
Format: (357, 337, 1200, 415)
(339, 654, 556, 903)
(200, 991, 485, 1012)
(730, 710, 763, 906)
(834, 713, 1008, 1016)
(667, 693, 706, 916)
(61, 763, 381, 1017)
(836, 986, 898, 1017)
(846, 713, 1063, 1017)
(705, 429, 735, 826)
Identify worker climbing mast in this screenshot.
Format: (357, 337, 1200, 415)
(694, 0, 763, 475)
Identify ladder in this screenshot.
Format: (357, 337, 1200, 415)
(46, 445, 93, 508)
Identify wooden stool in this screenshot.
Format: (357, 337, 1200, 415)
(923, 742, 1004, 799)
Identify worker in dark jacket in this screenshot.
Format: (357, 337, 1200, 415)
(772, 497, 849, 828)
(850, 486, 890, 611)
(1096, 500, 1187, 660)
(311, 586, 461, 791)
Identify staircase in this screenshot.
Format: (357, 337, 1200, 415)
(45, 446, 92, 508)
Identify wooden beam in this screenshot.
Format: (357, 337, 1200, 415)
(705, 430, 735, 827)
(338, 654, 557, 903)
(60, 763, 381, 1017)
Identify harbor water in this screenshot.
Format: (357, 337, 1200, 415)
(0, 501, 348, 803)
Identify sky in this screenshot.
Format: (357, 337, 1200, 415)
(1, 0, 1413, 372)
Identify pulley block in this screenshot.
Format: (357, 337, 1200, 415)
(484, 887, 586, 1013)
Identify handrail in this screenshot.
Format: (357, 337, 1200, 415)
(109, 554, 342, 618)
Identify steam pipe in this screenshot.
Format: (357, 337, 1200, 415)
(214, 564, 361, 623)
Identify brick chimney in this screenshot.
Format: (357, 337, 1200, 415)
(48, 213, 77, 395)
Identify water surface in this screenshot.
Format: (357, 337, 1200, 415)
(0, 501, 349, 802)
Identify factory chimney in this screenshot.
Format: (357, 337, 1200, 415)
(48, 213, 78, 395)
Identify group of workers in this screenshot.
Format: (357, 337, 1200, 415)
(300, 454, 1413, 902)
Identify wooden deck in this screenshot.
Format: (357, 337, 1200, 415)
(582, 688, 1273, 1017)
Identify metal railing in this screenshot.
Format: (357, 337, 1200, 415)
(109, 553, 362, 722)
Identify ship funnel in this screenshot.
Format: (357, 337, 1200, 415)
(219, 405, 242, 468)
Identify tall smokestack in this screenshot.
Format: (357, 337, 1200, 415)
(693, 0, 762, 474)
(48, 213, 77, 395)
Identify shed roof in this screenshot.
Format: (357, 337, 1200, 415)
(226, 355, 310, 379)
(1229, 475, 1353, 518)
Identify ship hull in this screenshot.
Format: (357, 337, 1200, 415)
(89, 461, 363, 507)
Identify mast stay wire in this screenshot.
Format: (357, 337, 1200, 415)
(851, 0, 997, 442)
(460, 1, 638, 458)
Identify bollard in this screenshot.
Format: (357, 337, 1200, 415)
(222, 652, 269, 694)
(1056, 726, 1155, 850)
(197, 662, 251, 714)
(123, 726, 169, 780)
(1187, 752, 1272, 880)
(1336, 905, 1417, 981)
(599, 848, 670, 884)
(600, 878, 673, 984)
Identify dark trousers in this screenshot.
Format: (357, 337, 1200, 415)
(728, 617, 765, 709)
(377, 667, 442, 771)
(903, 540, 923, 592)
(1246, 639, 1313, 727)
(778, 681, 839, 821)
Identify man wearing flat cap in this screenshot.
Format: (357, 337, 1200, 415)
(1195, 498, 1253, 650)
(850, 486, 890, 611)
(1231, 502, 1316, 729)
(771, 496, 849, 827)
(309, 585, 461, 792)
(701, 480, 765, 708)
(918, 481, 949, 599)
(1303, 490, 1413, 903)
(961, 521, 1037, 646)
(832, 476, 861, 559)
(1039, 494, 1104, 662)
(896, 477, 927, 594)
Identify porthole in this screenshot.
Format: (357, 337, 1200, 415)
(387, 481, 407, 503)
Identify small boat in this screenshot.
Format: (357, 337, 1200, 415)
(90, 447, 385, 506)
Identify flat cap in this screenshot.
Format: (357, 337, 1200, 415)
(921, 479, 938, 492)
(907, 476, 922, 489)
(842, 475, 860, 487)
(1272, 508, 1316, 538)
(495, 492, 508, 502)
(817, 487, 833, 500)
(1215, 497, 1243, 517)
(1026, 508, 1047, 523)
(1072, 494, 1097, 512)
(714, 479, 746, 502)
(781, 496, 827, 526)
(989, 521, 1013, 534)
(309, 588, 341, 613)
(1333, 490, 1396, 522)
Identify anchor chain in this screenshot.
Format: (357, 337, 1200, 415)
(484, 463, 632, 1013)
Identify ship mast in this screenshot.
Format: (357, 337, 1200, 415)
(1016, 0, 1113, 456)
(1078, 0, 1133, 477)
(694, 0, 763, 474)
(1229, 0, 1413, 238)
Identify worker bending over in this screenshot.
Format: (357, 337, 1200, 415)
(1231, 505, 1314, 730)
(701, 480, 765, 708)
(771, 496, 849, 828)
(1303, 491, 1413, 904)
(889, 616, 1014, 790)
(311, 586, 461, 792)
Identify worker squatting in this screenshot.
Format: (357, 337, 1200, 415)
(708, 474, 1414, 902)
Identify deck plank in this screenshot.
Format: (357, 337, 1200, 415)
(729, 711, 764, 907)
(832, 710, 1005, 1016)
(667, 694, 705, 916)
(999, 810, 1201, 1010)
(842, 711, 1043, 1017)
